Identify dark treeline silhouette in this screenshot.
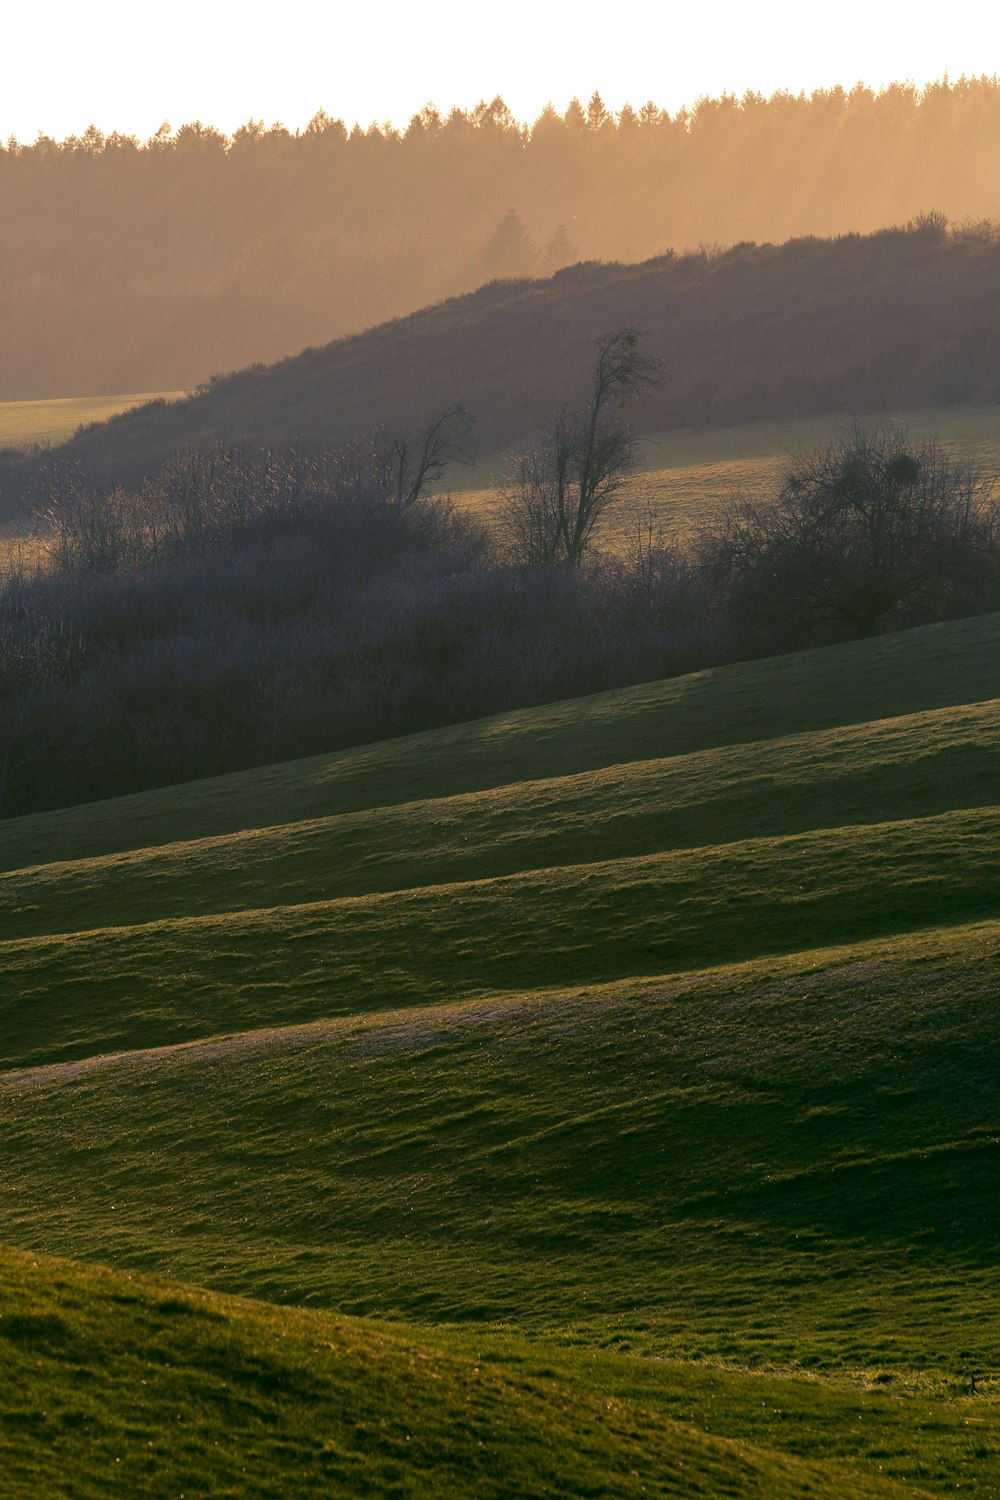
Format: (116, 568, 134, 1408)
(4, 77, 1000, 401)
(3, 420, 998, 822)
(5, 215, 1000, 515)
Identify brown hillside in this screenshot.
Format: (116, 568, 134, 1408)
(5, 220, 1000, 508)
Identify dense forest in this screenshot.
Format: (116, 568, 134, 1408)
(4, 76, 1000, 401)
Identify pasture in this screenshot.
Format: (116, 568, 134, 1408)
(0, 391, 186, 453)
(2, 418, 1000, 1495)
(449, 402, 1000, 540)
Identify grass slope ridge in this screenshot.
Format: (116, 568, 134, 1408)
(4, 1247, 907, 1500)
(6, 802, 1000, 1068)
(2, 923, 999, 1384)
(3, 695, 1000, 942)
(6, 223, 1000, 500)
(5, 609, 1000, 873)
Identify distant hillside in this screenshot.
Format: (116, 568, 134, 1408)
(4, 77, 1000, 403)
(5, 218, 999, 509)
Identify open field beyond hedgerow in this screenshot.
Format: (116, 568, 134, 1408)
(5, 398, 1000, 555)
(0, 391, 186, 453)
(451, 401, 1000, 538)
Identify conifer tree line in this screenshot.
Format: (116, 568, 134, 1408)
(4, 78, 1000, 400)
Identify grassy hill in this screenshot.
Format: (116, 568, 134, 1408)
(6, 609, 1000, 870)
(457, 403, 1000, 539)
(3, 611, 1000, 1492)
(0, 392, 185, 453)
(0, 1245, 971, 1499)
(4, 222, 1000, 510)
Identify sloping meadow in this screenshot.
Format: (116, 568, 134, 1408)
(2, 611, 1000, 1493)
(0, 1245, 944, 1500)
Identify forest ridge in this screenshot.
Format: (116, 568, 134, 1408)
(5, 76, 1000, 401)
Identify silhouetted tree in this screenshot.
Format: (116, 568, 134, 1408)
(500, 328, 664, 565)
(586, 92, 613, 132)
(337, 402, 475, 510)
(539, 223, 579, 275)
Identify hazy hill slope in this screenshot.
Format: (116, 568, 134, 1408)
(5, 610, 999, 873)
(7, 79, 1000, 406)
(6, 222, 1000, 504)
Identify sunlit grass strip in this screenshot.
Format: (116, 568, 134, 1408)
(0, 391, 185, 451)
(6, 609, 1000, 874)
(4, 802, 1000, 1069)
(4, 696, 1000, 941)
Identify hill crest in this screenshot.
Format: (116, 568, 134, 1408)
(5, 221, 1000, 507)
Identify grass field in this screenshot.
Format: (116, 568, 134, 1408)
(0, 392, 186, 453)
(3, 548, 1000, 1489)
(0, 391, 185, 548)
(449, 401, 1000, 540)
(0, 1246, 958, 1499)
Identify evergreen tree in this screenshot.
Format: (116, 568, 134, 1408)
(481, 209, 536, 281)
(539, 223, 579, 275)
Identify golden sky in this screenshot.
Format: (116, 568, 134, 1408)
(4, 0, 998, 141)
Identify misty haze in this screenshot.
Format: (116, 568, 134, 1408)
(3, 24, 1000, 1499)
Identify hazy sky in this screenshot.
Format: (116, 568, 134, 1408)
(4, 0, 998, 142)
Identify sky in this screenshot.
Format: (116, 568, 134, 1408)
(4, 0, 999, 143)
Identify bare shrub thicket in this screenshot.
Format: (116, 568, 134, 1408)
(3, 418, 1000, 821)
(698, 424, 1000, 643)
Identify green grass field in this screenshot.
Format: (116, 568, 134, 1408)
(0, 392, 186, 453)
(3, 522, 1000, 1487)
(0, 1246, 953, 1499)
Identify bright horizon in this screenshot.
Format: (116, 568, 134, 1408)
(4, 0, 999, 144)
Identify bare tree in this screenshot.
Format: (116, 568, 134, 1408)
(339, 402, 475, 511)
(615, 491, 669, 593)
(500, 329, 664, 566)
(481, 209, 536, 281)
(32, 460, 150, 572)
